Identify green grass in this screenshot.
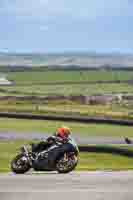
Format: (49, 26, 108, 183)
(0, 103, 132, 121)
(0, 70, 133, 99)
(77, 152, 133, 171)
(1, 83, 133, 96)
(0, 118, 133, 137)
(0, 70, 132, 97)
(7, 70, 133, 85)
(0, 141, 26, 172)
(5, 70, 133, 95)
(1, 141, 133, 172)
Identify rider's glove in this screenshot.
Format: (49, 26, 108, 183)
(47, 136, 56, 144)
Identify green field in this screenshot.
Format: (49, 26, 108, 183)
(1, 141, 133, 172)
(1, 83, 133, 96)
(0, 118, 133, 137)
(0, 103, 132, 121)
(0, 69, 132, 123)
(0, 70, 131, 97)
(0, 70, 132, 117)
(7, 70, 133, 84)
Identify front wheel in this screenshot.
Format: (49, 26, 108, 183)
(56, 153, 78, 173)
(11, 154, 31, 174)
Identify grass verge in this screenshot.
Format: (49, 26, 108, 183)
(77, 152, 133, 171)
(0, 118, 133, 137)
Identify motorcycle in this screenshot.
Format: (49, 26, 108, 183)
(11, 142, 79, 174)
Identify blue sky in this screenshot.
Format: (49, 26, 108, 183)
(0, 0, 133, 53)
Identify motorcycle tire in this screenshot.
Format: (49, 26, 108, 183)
(11, 154, 31, 174)
(56, 154, 78, 173)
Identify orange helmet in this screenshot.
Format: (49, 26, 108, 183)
(56, 126, 71, 139)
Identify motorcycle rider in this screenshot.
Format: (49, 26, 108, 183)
(32, 126, 79, 171)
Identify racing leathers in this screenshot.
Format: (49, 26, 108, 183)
(32, 135, 78, 171)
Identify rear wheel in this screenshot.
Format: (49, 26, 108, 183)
(56, 153, 78, 173)
(11, 154, 31, 174)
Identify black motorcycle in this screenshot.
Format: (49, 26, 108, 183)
(11, 142, 79, 174)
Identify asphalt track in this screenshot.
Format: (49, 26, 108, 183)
(0, 171, 133, 200)
(0, 132, 131, 145)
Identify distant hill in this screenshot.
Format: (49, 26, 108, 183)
(0, 52, 133, 68)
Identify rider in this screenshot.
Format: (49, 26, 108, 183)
(32, 126, 79, 170)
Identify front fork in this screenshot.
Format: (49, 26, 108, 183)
(64, 152, 77, 161)
(21, 146, 33, 167)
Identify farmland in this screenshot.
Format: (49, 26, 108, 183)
(0, 69, 132, 120)
(1, 83, 133, 96)
(0, 70, 132, 97)
(6, 70, 133, 85)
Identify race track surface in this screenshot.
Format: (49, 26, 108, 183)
(0, 171, 133, 200)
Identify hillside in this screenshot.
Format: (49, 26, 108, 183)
(0, 52, 133, 68)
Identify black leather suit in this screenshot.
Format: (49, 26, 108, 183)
(32, 136, 78, 171)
